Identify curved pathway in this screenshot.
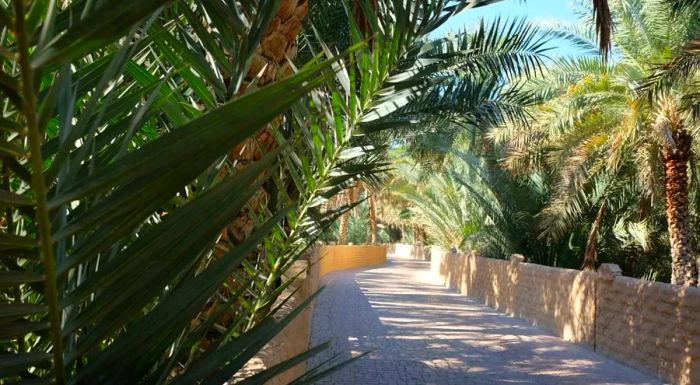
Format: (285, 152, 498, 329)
(308, 257, 666, 385)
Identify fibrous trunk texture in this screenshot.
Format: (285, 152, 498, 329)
(582, 200, 606, 271)
(338, 188, 353, 244)
(663, 128, 696, 286)
(220, 0, 309, 250)
(368, 194, 377, 243)
(199, 0, 309, 343)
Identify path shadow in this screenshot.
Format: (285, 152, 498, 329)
(308, 257, 665, 385)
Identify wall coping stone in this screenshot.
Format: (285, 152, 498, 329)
(598, 263, 622, 281)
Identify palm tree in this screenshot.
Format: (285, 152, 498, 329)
(337, 189, 353, 244)
(500, 0, 700, 282)
(368, 193, 379, 243)
(500, 54, 652, 270)
(655, 97, 697, 284)
(1, 1, 345, 382)
(370, 17, 554, 256)
(3, 0, 379, 382)
(388, 163, 481, 249)
(640, 0, 700, 283)
(5, 1, 538, 383)
(221, 0, 309, 248)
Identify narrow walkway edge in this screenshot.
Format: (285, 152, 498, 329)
(309, 256, 667, 385)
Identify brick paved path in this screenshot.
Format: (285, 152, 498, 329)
(308, 257, 666, 385)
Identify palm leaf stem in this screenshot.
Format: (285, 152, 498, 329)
(13, 0, 64, 382)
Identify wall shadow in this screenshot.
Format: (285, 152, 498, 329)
(308, 257, 662, 385)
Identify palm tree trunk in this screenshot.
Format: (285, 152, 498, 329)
(415, 226, 425, 245)
(380, 196, 384, 221)
(204, 0, 309, 339)
(662, 128, 697, 286)
(582, 200, 606, 271)
(338, 183, 362, 244)
(368, 194, 377, 244)
(338, 190, 350, 244)
(219, 0, 309, 249)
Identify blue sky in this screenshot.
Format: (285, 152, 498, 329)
(431, 0, 589, 58)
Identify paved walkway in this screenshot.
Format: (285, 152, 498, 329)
(308, 257, 666, 385)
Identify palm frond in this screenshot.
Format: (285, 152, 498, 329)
(638, 38, 700, 99)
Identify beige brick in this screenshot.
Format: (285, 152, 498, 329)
(429, 250, 700, 385)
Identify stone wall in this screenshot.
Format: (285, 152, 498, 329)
(430, 248, 700, 385)
(596, 274, 700, 384)
(318, 245, 387, 276)
(249, 244, 387, 384)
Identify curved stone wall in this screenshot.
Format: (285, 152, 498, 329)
(319, 245, 387, 276)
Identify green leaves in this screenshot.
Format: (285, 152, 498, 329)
(32, 0, 173, 68)
(4, 0, 346, 383)
(2, 0, 520, 384)
(359, 17, 551, 139)
(48, 58, 334, 248)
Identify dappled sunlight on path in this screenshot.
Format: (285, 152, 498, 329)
(308, 256, 666, 385)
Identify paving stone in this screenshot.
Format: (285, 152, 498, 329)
(308, 257, 668, 385)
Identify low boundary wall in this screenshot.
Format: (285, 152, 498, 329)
(430, 248, 700, 385)
(391, 243, 431, 261)
(319, 245, 387, 276)
(254, 244, 387, 384)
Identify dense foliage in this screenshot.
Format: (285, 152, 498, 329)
(4, 0, 697, 383)
(0, 0, 530, 383)
(388, 0, 700, 283)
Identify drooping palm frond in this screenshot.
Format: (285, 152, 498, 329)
(363, 17, 552, 161)
(437, 17, 553, 80)
(388, 164, 480, 248)
(541, 20, 601, 56)
(410, 77, 542, 129)
(3, 0, 512, 384)
(667, 0, 700, 14)
(639, 38, 700, 99)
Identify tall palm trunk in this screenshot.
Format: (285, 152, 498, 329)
(338, 189, 353, 244)
(202, 0, 309, 338)
(368, 194, 377, 243)
(414, 226, 426, 245)
(220, 0, 309, 249)
(582, 200, 606, 271)
(662, 127, 696, 286)
(338, 213, 349, 244)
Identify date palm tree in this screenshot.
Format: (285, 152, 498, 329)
(337, 186, 358, 244)
(371, 16, 554, 253)
(640, 0, 700, 283)
(220, 0, 309, 248)
(501, 0, 700, 282)
(5, 0, 549, 383)
(368, 193, 379, 243)
(1, 1, 355, 383)
(655, 97, 697, 284)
